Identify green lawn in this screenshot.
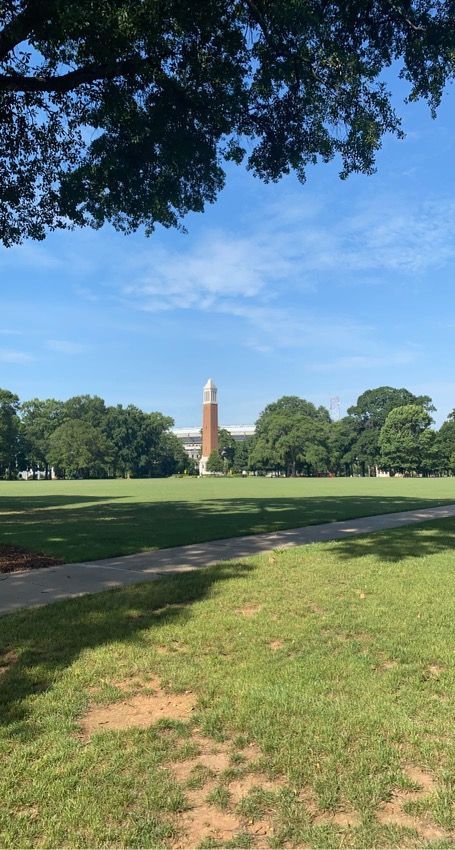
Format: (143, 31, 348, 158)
(2, 518, 455, 848)
(1, 476, 455, 562)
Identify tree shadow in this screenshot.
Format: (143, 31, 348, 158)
(0, 559, 254, 738)
(1, 493, 454, 562)
(0, 494, 122, 510)
(332, 517, 455, 563)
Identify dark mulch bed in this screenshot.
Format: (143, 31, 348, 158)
(0, 545, 63, 574)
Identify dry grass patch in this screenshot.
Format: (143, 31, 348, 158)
(79, 677, 196, 739)
(155, 641, 190, 656)
(167, 730, 286, 847)
(0, 649, 18, 677)
(377, 764, 446, 841)
(236, 604, 262, 617)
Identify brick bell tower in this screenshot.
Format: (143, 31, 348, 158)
(199, 378, 218, 475)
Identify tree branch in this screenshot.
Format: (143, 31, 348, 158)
(0, 3, 42, 62)
(0, 55, 157, 93)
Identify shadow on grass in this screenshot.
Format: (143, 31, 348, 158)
(333, 517, 455, 563)
(0, 494, 122, 511)
(0, 560, 254, 738)
(1, 493, 454, 562)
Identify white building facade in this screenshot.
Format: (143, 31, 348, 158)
(173, 424, 255, 462)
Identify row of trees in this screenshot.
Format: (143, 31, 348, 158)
(207, 387, 455, 477)
(0, 390, 194, 479)
(1, 384, 454, 480)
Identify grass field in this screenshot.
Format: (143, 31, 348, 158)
(1, 476, 455, 562)
(1, 517, 455, 848)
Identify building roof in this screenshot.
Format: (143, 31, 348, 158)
(173, 425, 255, 439)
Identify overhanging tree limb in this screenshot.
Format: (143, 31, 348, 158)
(0, 55, 159, 93)
(0, 0, 454, 247)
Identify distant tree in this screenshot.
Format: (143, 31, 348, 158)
(154, 430, 197, 476)
(64, 395, 107, 429)
(102, 405, 175, 477)
(252, 396, 330, 475)
(48, 420, 111, 478)
(435, 415, 455, 474)
(20, 398, 65, 477)
(328, 417, 357, 476)
(0, 388, 20, 478)
(218, 428, 236, 470)
(206, 450, 224, 473)
(348, 387, 434, 473)
(231, 436, 256, 474)
(348, 386, 434, 429)
(379, 404, 434, 474)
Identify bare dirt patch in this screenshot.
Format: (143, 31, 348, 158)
(79, 677, 196, 738)
(404, 764, 435, 793)
(154, 641, 189, 656)
(427, 664, 444, 678)
(376, 655, 399, 672)
(0, 544, 63, 574)
(0, 650, 18, 677)
(377, 764, 445, 841)
(176, 798, 240, 848)
(313, 807, 360, 828)
(14, 805, 39, 820)
(229, 774, 283, 805)
(308, 603, 325, 615)
(169, 732, 286, 847)
(172, 735, 232, 784)
(236, 605, 262, 617)
(241, 741, 262, 761)
(269, 640, 284, 651)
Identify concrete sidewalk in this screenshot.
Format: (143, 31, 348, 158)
(1, 503, 455, 616)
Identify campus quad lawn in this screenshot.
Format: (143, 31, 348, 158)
(1, 477, 455, 563)
(2, 518, 455, 848)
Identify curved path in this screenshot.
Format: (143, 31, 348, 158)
(1, 503, 455, 616)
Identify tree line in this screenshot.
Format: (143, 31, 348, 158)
(0, 390, 194, 479)
(1, 385, 454, 480)
(209, 387, 455, 477)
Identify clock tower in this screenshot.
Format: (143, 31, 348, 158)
(199, 378, 218, 475)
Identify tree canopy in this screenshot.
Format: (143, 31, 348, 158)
(378, 403, 434, 473)
(3, 390, 196, 479)
(1, 1, 454, 245)
(252, 395, 330, 475)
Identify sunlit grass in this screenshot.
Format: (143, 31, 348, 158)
(1, 518, 455, 847)
(0, 476, 454, 562)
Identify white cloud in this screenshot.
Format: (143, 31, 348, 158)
(123, 227, 297, 311)
(309, 350, 419, 372)
(63, 187, 455, 364)
(0, 243, 62, 271)
(118, 192, 455, 323)
(0, 349, 33, 363)
(46, 340, 89, 354)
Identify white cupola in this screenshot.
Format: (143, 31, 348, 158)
(203, 378, 217, 405)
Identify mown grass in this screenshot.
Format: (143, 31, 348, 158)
(1, 518, 455, 848)
(0, 476, 454, 562)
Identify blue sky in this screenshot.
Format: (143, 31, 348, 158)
(1, 76, 454, 427)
